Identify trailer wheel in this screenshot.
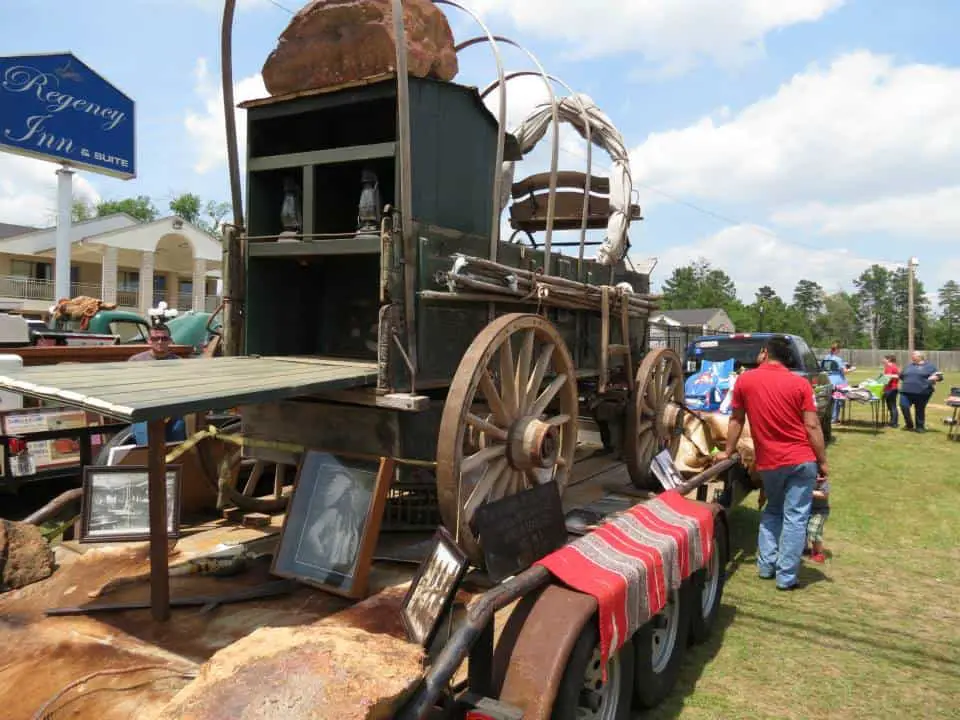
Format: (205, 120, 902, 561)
(689, 514, 728, 645)
(495, 585, 631, 720)
(551, 621, 633, 720)
(625, 348, 685, 490)
(632, 581, 693, 710)
(436, 313, 579, 567)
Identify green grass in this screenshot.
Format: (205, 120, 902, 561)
(641, 373, 960, 720)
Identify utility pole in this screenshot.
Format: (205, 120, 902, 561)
(907, 256, 919, 353)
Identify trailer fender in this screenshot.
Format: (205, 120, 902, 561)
(491, 583, 599, 719)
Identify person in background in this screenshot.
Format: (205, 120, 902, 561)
(898, 351, 943, 432)
(128, 322, 186, 444)
(823, 343, 847, 423)
(715, 336, 828, 591)
(882, 354, 900, 428)
(805, 475, 830, 563)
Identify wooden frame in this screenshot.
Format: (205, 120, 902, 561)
(400, 526, 469, 649)
(79, 465, 182, 543)
(271, 451, 394, 599)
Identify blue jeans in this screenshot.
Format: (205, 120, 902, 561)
(758, 462, 817, 588)
(131, 418, 187, 446)
(832, 398, 844, 423)
(899, 392, 930, 430)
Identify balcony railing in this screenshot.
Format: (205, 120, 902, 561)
(0, 275, 223, 315)
(0, 275, 103, 303)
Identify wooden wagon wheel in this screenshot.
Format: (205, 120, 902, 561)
(436, 313, 579, 567)
(625, 347, 685, 489)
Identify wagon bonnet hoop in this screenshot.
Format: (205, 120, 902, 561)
(494, 93, 634, 267)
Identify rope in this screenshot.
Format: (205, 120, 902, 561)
(166, 425, 438, 469)
(32, 664, 198, 720)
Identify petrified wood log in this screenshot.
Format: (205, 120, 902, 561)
(153, 587, 425, 719)
(0, 519, 55, 592)
(262, 0, 459, 96)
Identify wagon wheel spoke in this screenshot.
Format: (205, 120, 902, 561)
(479, 369, 511, 426)
(516, 330, 535, 407)
(524, 343, 555, 410)
(461, 444, 507, 475)
(465, 412, 509, 442)
(499, 339, 518, 415)
(463, 456, 510, 521)
(530, 374, 568, 418)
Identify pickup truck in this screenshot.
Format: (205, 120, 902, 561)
(683, 332, 835, 442)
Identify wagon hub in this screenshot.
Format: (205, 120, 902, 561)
(508, 416, 560, 471)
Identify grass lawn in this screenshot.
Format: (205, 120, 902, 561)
(641, 373, 960, 719)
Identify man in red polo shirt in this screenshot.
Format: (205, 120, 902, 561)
(716, 336, 828, 591)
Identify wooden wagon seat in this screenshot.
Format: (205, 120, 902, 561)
(509, 170, 643, 233)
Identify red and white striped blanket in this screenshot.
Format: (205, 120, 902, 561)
(535, 490, 715, 673)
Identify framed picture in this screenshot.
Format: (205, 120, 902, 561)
(79, 465, 182, 543)
(271, 451, 394, 600)
(650, 448, 685, 491)
(401, 526, 469, 649)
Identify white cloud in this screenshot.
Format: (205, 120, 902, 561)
(631, 52, 960, 209)
(772, 186, 960, 240)
(649, 223, 901, 300)
(469, 0, 842, 71)
(0, 152, 100, 228)
(183, 58, 267, 175)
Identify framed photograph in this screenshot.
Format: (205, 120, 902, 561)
(79, 465, 182, 543)
(401, 526, 469, 648)
(650, 448, 685, 491)
(271, 451, 394, 600)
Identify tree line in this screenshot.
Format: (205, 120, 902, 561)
(72, 193, 230, 239)
(660, 259, 960, 350)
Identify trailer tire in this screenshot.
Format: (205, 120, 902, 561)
(632, 581, 693, 710)
(551, 620, 634, 720)
(689, 514, 728, 645)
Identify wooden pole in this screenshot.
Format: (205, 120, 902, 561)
(907, 257, 918, 353)
(223, 224, 245, 356)
(147, 419, 170, 622)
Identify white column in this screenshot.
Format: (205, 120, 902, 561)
(138, 251, 155, 315)
(101, 246, 118, 304)
(192, 258, 207, 311)
(55, 166, 74, 301)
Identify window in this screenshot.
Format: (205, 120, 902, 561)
(118, 271, 139, 292)
(10, 259, 51, 280)
(109, 320, 149, 344)
(793, 337, 820, 372)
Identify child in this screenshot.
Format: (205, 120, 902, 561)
(806, 476, 830, 562)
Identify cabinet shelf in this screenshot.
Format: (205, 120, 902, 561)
(248, 236, 381, 257)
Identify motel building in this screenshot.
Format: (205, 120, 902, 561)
(0, 214, 222, 320)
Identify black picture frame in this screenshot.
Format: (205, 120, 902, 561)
(79, 465, 182, 543)
(401, 526, 469, 649)
(271, 451, 394, 599)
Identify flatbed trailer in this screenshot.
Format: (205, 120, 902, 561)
(0, 1, 747, 716)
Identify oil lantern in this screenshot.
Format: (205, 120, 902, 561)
(356, 168, 381, 238)
(279, 176, 302, 241)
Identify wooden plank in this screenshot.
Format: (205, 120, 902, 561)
(240, 400, 401, 459)
(0, 357, 382, 422)
(509, 192, 610, 230)
(11, 343, 194, 367)
(247, 142, 396, 172)
(247, 236, 381, 256)
(148, 419, 170, 622)
(512, 171, 610, 197)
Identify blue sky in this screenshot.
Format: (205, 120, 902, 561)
(1, 0, 958, 306)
